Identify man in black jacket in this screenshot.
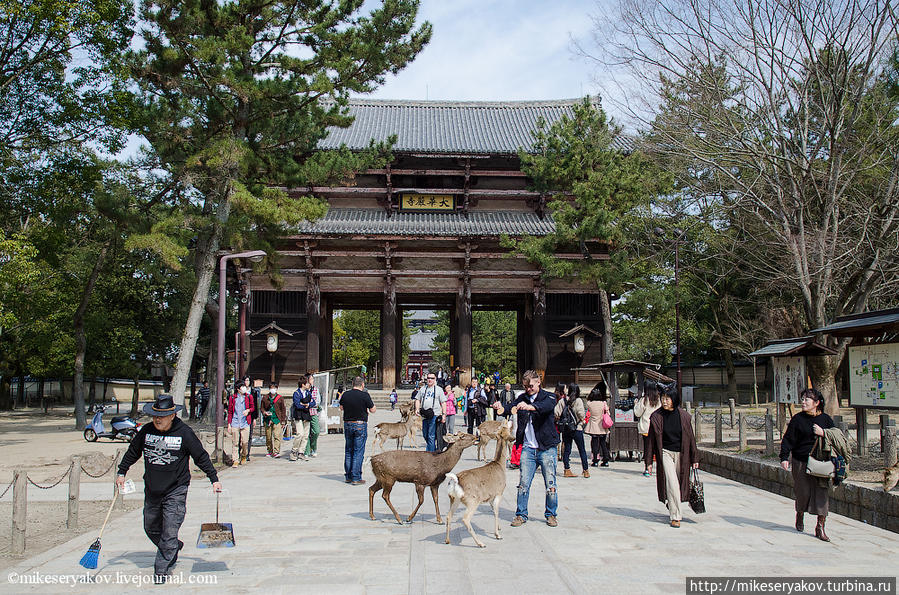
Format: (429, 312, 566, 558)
(493, 370, 560, 527)
(116, 395, 221, 584)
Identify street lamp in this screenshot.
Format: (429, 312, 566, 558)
(655, 227, 684, 402)
(215, 249, 266, 461)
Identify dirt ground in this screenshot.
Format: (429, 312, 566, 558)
(0, 409, 219, 570)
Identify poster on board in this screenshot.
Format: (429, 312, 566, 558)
(849, 343, 899, 409)
(773, 356, 806, 404)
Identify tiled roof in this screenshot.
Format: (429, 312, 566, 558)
(810, 308, 899, 336)
(409, 331, 436, 352)
(292, 208, 555, 237)
(319, 98, 635, 155)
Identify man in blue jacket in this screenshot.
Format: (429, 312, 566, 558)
(493, 369, 560, 527)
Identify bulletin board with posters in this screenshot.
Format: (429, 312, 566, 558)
(848, 343, 899, 409)
(772, 356, 806, 405)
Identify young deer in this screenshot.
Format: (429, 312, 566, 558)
(369, 433, 479, 524)
(372, 412, 418, 451)
(445, 420, 514, 547)
(884, 461, 899, 492)
(475, 419, 508, 461)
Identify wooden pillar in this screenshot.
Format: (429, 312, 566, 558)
(456, 277, 472, 386)
(67, 455, 81, 529)
(532, 282, 547, 379)
(306, 275, 320, 373)
(856, 407, 868, 456)
(113, 448, 125, 510)
(11, 468, 26, 555)
(321, 299, 333, 371)
(381, 276, 397, 389)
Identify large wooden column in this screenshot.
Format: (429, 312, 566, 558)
(455, 275, 472, 386)
(381, 275, 397, 389)
(321, 297, 333, 370)
(305, 274, 320, 373)
(532, 282, 547, 379)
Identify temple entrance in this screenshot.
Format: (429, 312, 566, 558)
(471, 309, 518, 386)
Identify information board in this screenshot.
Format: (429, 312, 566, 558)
(849, 343, 899, 409)
(773, 356, 806, 404)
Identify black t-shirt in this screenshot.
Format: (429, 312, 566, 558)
(780, 411, 834, 463)
(341, 388, 374, 422)
(661, 408, 682, 452)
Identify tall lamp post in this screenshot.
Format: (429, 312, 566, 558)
(216, 250, 266, 462)
(656, 228, 684, 402)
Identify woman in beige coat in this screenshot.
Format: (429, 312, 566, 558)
(583, 381, 612, 467)
(633, 380, 662, 476)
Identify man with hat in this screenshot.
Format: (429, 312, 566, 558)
(116, 395, 221, 584)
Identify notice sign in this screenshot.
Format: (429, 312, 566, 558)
(399, 193, 454, 211)
(773, 356, 806, 404)
(849, 343, 899, 409)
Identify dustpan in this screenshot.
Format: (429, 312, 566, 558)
(197, 490, 235, 548)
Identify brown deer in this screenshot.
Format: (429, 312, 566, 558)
(372, 412, 419, 451)
(369, 433, 479, 524)
(475, 419, 508, 461)
(884, 461, 899, 492)
(445, 420, 514, 547)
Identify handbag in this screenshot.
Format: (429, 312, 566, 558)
(688, 468, 706, 514)
(601, 410, 614, 430)
(805, 437, 834, 478)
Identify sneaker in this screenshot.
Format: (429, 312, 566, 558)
(582, 470, 590, 478)
(563, 469, 576, 478)
(590, 461, 599, 467)
(600, 461, 609, 467)
(273, 453, 281, 459)
(239, 457, 246, 465)
(510, 516, 527, 527)
(510, 464, 520, 470)
(310, 452, 317, 458)
(546, 516, 558, 527)
(642, 470, 651, 477)
(345, 478, 353, 484)
(670, 520, 681, 528)
(352, 479, 366, 485)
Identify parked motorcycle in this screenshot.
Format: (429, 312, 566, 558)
(83, 404, 140, 442)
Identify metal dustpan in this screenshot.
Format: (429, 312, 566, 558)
(197, 491, 235, 548)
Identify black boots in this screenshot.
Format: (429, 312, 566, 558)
(795, 512, 804, 532)
(815, 515, 830, 542)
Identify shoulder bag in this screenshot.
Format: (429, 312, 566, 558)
(805, 437, 835, 478)
(688, 468, 706, 514)
(601, 404, 614, 429)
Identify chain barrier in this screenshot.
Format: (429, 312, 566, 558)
(0, 477, 14, 500)
(26, 462, 73, 490)
(80, 457, 116, 478)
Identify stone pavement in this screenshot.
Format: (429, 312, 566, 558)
(3, 408, 898, 594)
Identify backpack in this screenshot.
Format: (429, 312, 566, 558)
(558, 400, 578, 433)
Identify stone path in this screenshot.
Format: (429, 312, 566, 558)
(2, 408, 898, 594)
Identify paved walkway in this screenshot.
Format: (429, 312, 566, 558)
(3, 409, 898, 594)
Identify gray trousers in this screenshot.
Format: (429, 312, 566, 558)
(143, 485, 188, 576)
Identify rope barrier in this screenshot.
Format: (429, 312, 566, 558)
(80, 457, 117, 478)
(0, 478, 13, 500)
(26, 462, 73, 489)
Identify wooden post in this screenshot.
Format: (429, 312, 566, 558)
(11, 468, 26, 556)
(776, 403, 785, 436)
(880, 415, 893, 451)
(381, 277, 397, 390)
(714, 409, 723, 447)
(67, 456, 81, 530)
(113, 449, 124, 510)
(882, 418, 897, 469)
(305, 276, 321, 373)
(684, 402, 691, 415)
(838, 420, 849, 441)
(532, 282, 546, 380)
(765, 414, 775, 455)
(738, 413, 747, 451)
(456, 285, 472, 385)
(694, 408, 702, 444)
(728, 398, 735, 428)
(856, 407, 868, 456)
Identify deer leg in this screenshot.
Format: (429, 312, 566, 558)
(407, 483, 425, 522)
(430, 484, 443, 524)
(491, 494, 502, 540)
(380, 480, 405, 525)
(444, 497, 458, 544)
(368, 479, 382, 521)
(461, 502, 485, 548)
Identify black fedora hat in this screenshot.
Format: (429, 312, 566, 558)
(143, 394, 184, 417)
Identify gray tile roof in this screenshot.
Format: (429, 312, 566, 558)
(409, 331, 436, 352)
(292, 208, 555, 237)
(319, 98, 635, 155)
(810, 308, 899, 336)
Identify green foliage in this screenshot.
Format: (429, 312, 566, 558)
(332, 310, 380, 372)
(472, 311, 517, 383)
(0, 233, 42, 329)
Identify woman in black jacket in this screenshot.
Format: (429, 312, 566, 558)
(779, 387, 835, 541)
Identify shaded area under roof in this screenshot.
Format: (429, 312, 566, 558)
(291, 208, 555, 237)
(809, 307, 899, 337)
(319, 98, 635, 155)
(748, 336, 838, 357)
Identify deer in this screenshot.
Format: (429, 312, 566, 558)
(369, 432, 479, 525)
(372, 412, 419, 451)
(475, 419, 509, 461)
(884, 461, 899, 492)
(445, 420, 514, 548)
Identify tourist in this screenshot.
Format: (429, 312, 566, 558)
(243, 377, 261, 463)
(414, 372, 446, 452)
(227, 382, 254, 467)
(780, 387, 836, 541)
(339, 376, 376, 485)
(116, 395, 221, 584)
(485, 381, 498, 420)
(584, 381, 612, 467)
(634, 380, 662, 476)
(466, 377, 488, 434)
(443, 384, 457, 434)
(196, 380, 210, 419)
(389, 388, 398, 410)
(493, 369, 560, 527)
(290, 375, 312, 462)
(452, 383, 465, 416)
(555, 382, 590, 478)
(261, 383, 287, 458)
(646, 383, 699, 528)
(304, 372, 320, 459)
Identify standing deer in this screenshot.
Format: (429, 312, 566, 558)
(475, 419, 508, 461)
(445, 420, 514, 547)
(372, 412, 419, 451)
(369, 433, 479, 524)
(884, 461, 899, 492)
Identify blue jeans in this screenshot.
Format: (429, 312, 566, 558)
(421, 415, 437, 452)
(516, 445, 558, 520)
(344, 422, 367, 482)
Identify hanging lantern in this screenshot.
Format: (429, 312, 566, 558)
(574, 331, 586, 353)
(266, 332, 278, 353)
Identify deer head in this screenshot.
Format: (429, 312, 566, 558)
(884, 463, 899, 492)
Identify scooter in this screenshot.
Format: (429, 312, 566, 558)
(83, 404, 140, 442)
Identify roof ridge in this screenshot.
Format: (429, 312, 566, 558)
(346, 97, 587, 109)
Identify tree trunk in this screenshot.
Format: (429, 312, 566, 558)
(598, 288, 614, 362)
(723, 349, 738, 399)
(88, 377, 96, 410)
(807, 349, 844, 417)
(16, 371, 24, 409)
(73, 243, 109, 430)
(130, 376, 140, 418)
(203, 316, 218, 423)
(168, 194, 231, 411)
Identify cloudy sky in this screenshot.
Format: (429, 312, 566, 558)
(362, 0, 609, 104)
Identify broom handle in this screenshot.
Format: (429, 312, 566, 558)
(97, 488, 119, 540)
(215, 491, 220, 524)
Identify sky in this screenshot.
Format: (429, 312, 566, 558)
(361, 0, 608, 104)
